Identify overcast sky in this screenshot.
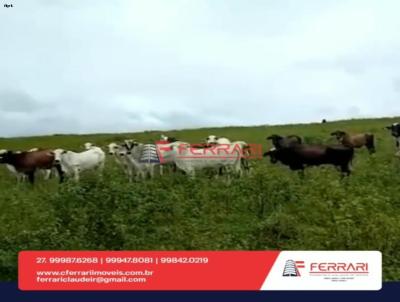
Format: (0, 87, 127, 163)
(0, 0, 400, 137)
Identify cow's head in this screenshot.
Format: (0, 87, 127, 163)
(385, 123, 400, 137)
(205, 135, 218, 146)
(331, 130, 346, 141)
(124, 139, 138, 150)
(53, 149, 67, 164)
(167, 137, 178, 143)
(160, 134, 169, 142)
(266, 134, 284, 148)
(122, 140, 138, 155)
(108, 143, 119, 155)
(118, 146, 128, 157)
(84, 142, 94, 150)
(0, 150, 12, 164)
(263, 147, 278, 164)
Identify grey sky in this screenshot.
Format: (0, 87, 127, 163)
(0, 0, 400, 137)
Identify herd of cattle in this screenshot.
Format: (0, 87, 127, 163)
(0, 123, 399, 185)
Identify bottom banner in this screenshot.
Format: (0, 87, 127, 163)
(18, 251, 381, 291)
(262, 251, 381, 290)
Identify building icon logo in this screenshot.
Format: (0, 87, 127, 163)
(282, 260, 305, 277)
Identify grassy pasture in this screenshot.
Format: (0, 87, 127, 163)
(0, 117, 400, 281)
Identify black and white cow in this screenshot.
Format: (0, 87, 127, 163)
(385, 123, 400, 150)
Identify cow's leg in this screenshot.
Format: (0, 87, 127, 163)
(340, 164, 351, 177)
(149, 165, 155, 178)
(135, 168, 145, 180)
(241, 158, 250, 175)
(236, 161, 243, 177)
(73, 166, 80, 182)
(185, 168, 195, 178)
(43, 169, 51, 180)
(367, 146, 375, 154)
(225, 172, 232, 185)
(17, 172, 25, 183)
(27, 171, 35, 185)
(55, 165, 64, 183)
(50, 168, 55, 179)
(127, 167, 133, 182)
(290, 165, 304, 178)
(292, 166, 304, 178)
(141, 169, 147, 180)
(126, 165, 132, 178)
(98, 161, 105, 177)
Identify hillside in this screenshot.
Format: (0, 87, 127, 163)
(0, 116, 399, 150)
(0, 116, 399, 281)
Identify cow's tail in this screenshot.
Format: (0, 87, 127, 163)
(365, 134, 375, 154)
(242, 143, 251, 157)
(349, 147, 355, 165)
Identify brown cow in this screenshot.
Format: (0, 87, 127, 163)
(263, 144, 354, 177)
(0, 150, 64, 184)
(331, 130, 375, 154)
(266, 134, 302, 149)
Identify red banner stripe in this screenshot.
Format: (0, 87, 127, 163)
(19, 251, 280, 291)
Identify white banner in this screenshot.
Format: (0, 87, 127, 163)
(262, 251, 381, 290)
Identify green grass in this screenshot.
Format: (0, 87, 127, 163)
(0, 116, 400, 281)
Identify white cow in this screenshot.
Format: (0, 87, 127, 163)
(160, 134, 179, 143)
(156, 140, 191, 174)
(206, 137, 251, 174)
(156, 141, 189, 164)
(84, 142, 96, 150)
(231, 141, 251, 174)
(168, 143, 242, 178)
(108, 142, 122, 157)
(108, 142, 135, 181)
(53, 147, 105, 181)
(205, 135, 231, 145)
(160, 134, 169, 142)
